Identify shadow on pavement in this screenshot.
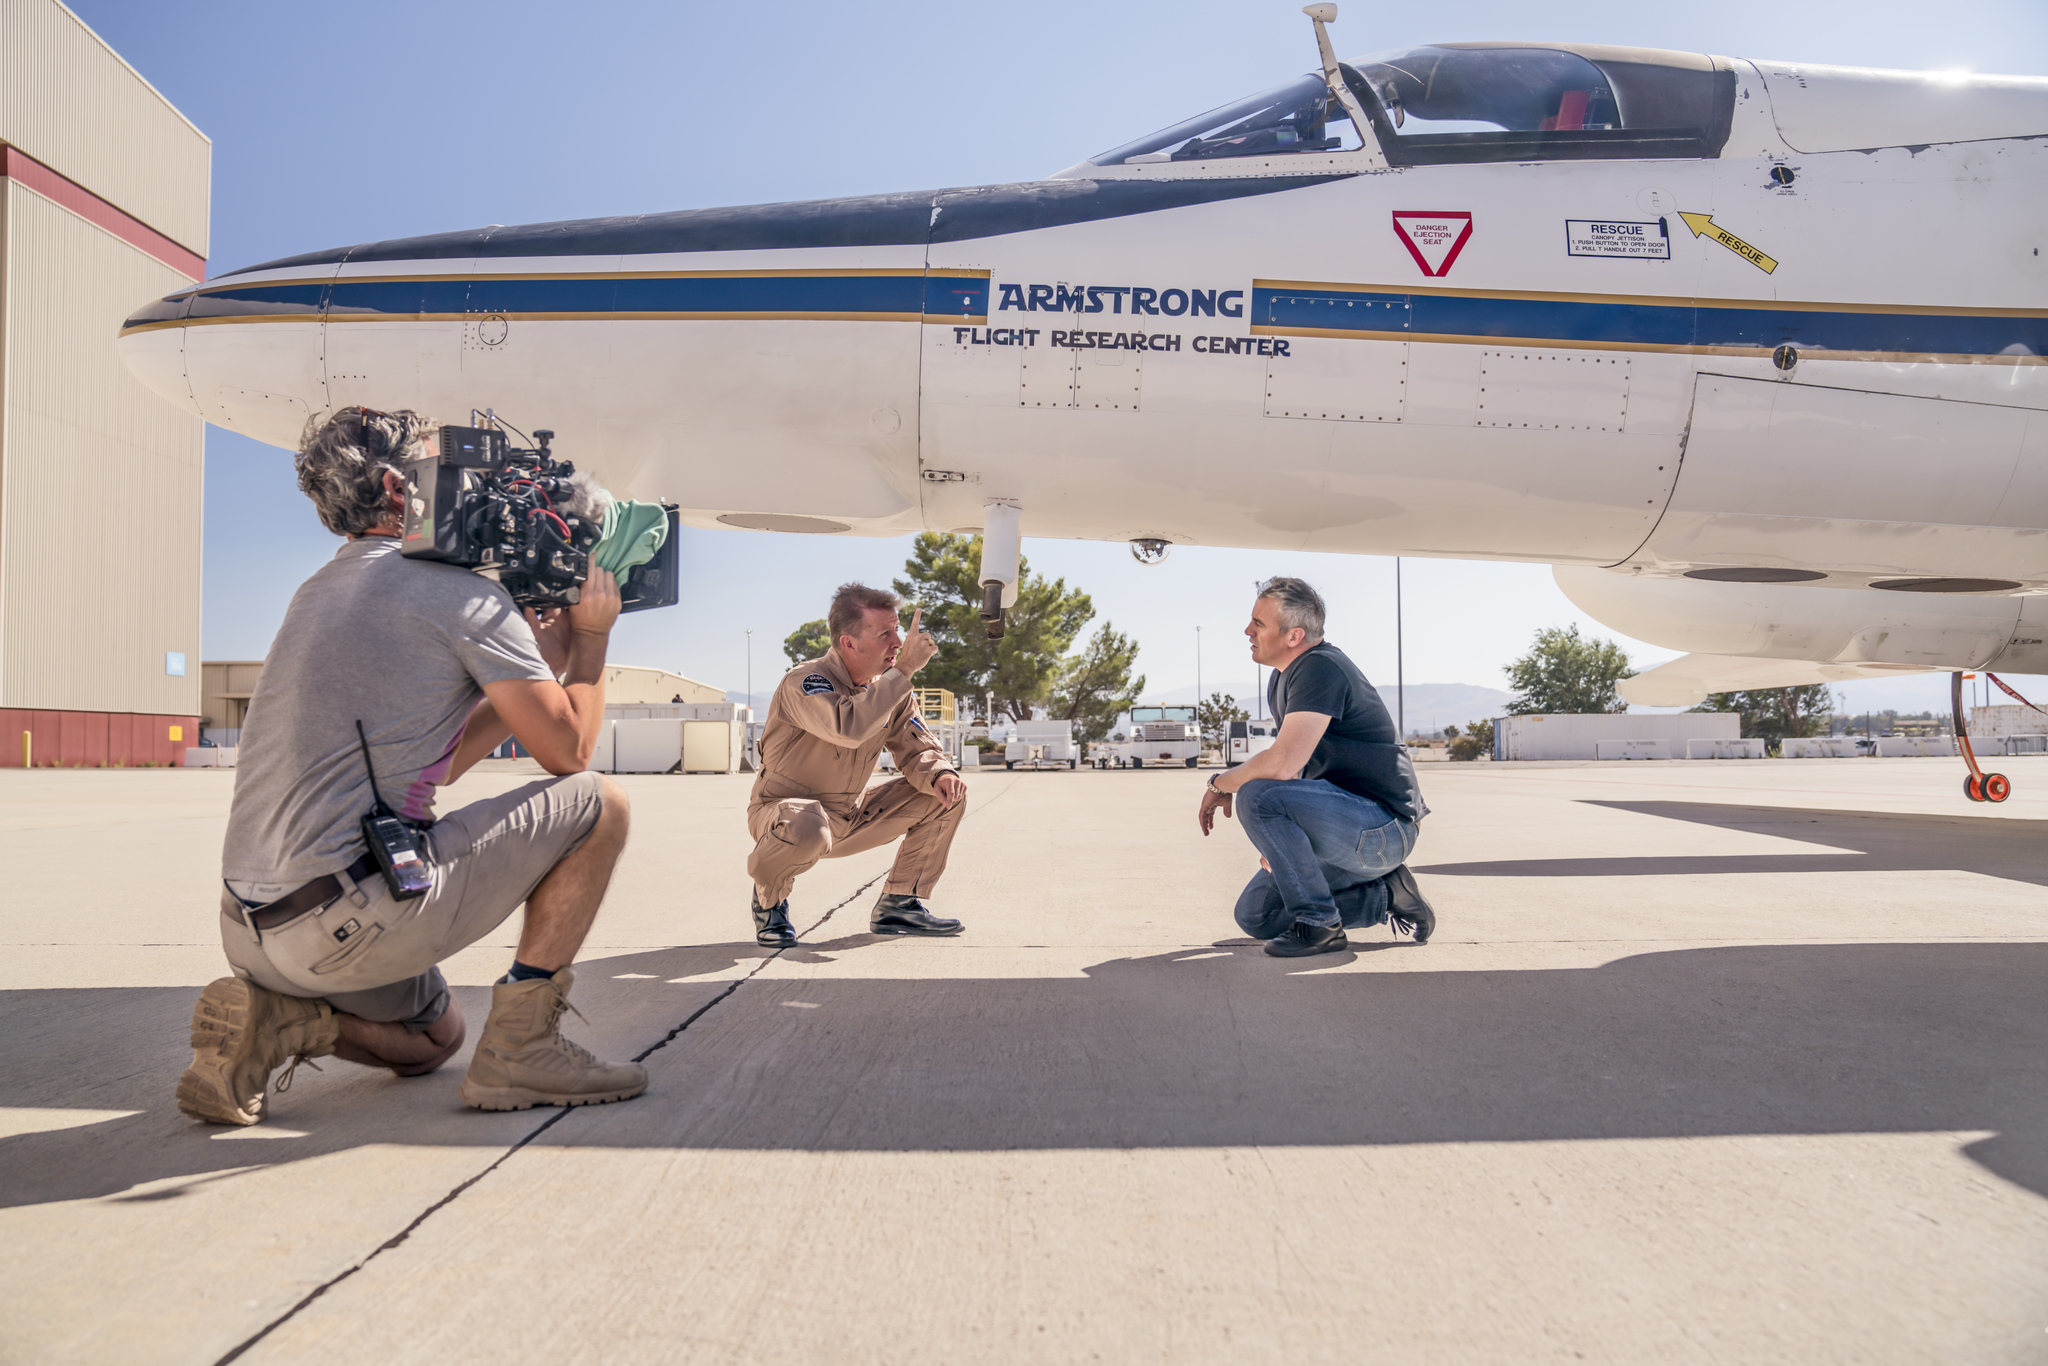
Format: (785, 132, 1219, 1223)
(5, 939, 2042, 1207)
(1415, 801, 2048, 886)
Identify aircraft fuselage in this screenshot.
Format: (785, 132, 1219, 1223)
(117, 42, 2048, 678)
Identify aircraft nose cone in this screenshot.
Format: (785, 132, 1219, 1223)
(117, 289, 199, 418)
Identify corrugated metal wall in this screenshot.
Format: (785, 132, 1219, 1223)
(201, 660, 265, 728)
(1, 182, 204, 714)
(0, 0, 210, 257)
(0, 0, 210, 725)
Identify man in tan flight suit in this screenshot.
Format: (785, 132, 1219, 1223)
(747, 583, 969, 947)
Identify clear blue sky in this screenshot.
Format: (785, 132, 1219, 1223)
(73, 0, 2048, 715)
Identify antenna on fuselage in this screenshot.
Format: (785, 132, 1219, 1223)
(1302, 4, 1379, 161)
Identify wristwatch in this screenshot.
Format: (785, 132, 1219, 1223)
(1206, 773, 1223, 794)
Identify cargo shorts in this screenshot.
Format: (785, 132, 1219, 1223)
(219, 772, 606, 1029)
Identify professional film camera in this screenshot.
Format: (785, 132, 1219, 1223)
(399, 421, 679, 613)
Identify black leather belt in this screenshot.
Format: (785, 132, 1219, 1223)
(246, 853, 382, 931)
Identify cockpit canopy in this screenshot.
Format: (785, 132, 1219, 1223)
(1090, 43, 1734, 167)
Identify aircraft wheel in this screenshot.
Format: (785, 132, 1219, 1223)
(1005, 761, 1015, 770)
(1985, 772, 2012, 802)
(1964, 774, 1986, 801)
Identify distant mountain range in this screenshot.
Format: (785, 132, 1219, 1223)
(1135, 680, 1513, 735)
(730, 681, 1516, 735)
(1371, 684, 1516, 733)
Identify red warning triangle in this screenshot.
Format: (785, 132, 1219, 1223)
(1391, 211, 1474, 277)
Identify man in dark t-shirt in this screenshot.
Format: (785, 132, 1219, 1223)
(1197, 577, 1438, 957)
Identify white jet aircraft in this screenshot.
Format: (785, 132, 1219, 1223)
(119, 7, 2048, 769)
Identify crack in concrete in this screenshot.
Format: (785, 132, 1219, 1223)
(631, 871, 884, 1063)
(211, 870, 886, 1366)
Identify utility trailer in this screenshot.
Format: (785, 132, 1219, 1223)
(1093, 705, 1202, 768)
(1003, 720, 1080, 769)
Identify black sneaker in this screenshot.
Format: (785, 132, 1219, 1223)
(1264, 922, 1348, 957)
(1385, 865, 1435, 944)
(752, 891, 797, 948)
(871, 894, 964, 936)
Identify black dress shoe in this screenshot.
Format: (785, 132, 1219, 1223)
(871, 894, 964, 936)
(752, 891, 797, 948)
(1385, 864, 1436, 944)
(1264, 921, 1348, 957)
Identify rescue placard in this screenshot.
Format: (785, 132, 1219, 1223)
(1565, 219, 1670, 260)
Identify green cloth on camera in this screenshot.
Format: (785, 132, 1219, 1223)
(591, 500, 669, 580)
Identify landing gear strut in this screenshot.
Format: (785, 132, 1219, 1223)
(1952, 671, 2010, 803)
(977, 503, 1021, 640)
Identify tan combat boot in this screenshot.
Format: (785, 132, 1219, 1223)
(177, 976, 339, 1126)
(458, 968, 647, 1111)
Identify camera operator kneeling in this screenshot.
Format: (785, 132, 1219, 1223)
(178, 406, 645, 1126)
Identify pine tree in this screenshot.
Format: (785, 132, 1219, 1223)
(1048, 625, 1146, 741)
(893, 532, 1095, 722)
(782, 619, 831, 667)
(1197, 692, 1249, 751)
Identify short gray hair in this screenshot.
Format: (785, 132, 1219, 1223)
(1256, 576, 1326, 641)
(296, 406, 435, 536)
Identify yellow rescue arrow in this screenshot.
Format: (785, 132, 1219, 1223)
(1677, 211, 1778, 274)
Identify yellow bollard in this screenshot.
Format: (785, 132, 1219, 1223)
(22, 730, 30, 769)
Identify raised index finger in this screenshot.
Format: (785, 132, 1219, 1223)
(909, 606, 922, 634)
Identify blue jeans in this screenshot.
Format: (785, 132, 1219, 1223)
(1232, 778, 1416, 936)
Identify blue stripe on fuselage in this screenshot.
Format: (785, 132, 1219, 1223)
(178, 272, 991, 322)
(1254, 285, 2048, 357)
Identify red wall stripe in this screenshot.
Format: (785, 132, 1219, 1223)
(1, 709, 198, 767)
(0, 145, 205, 281)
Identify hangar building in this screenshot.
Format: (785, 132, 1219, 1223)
(1, 0, 209, 765)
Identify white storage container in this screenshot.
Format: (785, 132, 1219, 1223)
(681, 719, 743, 773)
(1497, 713, 1737, 761)
(1783, 737, 1864, 758)
(612, 719, 684, 773)
(1595, 739, 1670, 760)
(1876, 736, 1954, 757)
(1685, 738, 1764, 759)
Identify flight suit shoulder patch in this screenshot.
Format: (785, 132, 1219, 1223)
(800, 674, 836, 696)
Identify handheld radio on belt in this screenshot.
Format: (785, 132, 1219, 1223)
(355, 720, 432, 900)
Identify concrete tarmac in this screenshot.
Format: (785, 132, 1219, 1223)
(1, 756, 2044, 1364)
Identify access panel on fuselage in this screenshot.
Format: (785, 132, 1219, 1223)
(918, 161, 1704, 562)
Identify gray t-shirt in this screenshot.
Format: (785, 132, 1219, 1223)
(222, 537, 554, 895)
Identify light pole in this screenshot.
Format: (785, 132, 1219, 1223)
(1195, 624, 1203, 755)
(745, 629, 752, 712)
(1395, 556, 1405, 743)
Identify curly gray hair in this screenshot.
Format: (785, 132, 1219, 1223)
(1255, 576, 1326, 642)
(296, 406, 435, 536)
